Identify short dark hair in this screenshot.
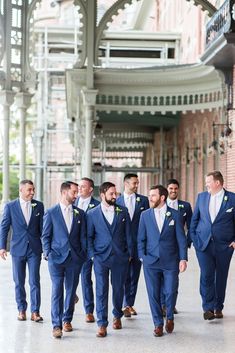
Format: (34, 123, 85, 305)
(124, 173, 138, 182)
(167, 179, 180, 187)
(99, 182, 115, 194)
(206, 171, 224, 185)
(150, 184, 168, 201)
(81, 177, 94, 189)
(60, 181, 78, 193)
(20, 179, 34, 186)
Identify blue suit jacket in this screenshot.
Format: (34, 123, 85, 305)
(177, 199, 193, 246)
(190, 189, 235, 252)
(74, 196, 100, 212)
(137, 206, 187, 269)
(116, 193, 149, 257)
(87, 204, 132, 263)
(42, 204, 87, 264)
(0, 198, 44, 256)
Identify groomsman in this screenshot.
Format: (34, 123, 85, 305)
(138, 185, 187, 337)
(0, 180, 44, 322)
(117, 173, 149, 317)
(87, 182, 132, 338)
(42, 181, 86, 338)
(161, 178, 193, 315)
(74, 177, 100, 323)
(190, 171, 235, 320)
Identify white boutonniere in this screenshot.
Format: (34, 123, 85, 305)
(224, 195, 228, 202)
(178, 204, 184, 209)
(169, 219, 175, 226)
(35, 212, 40, 217)
(31, 203, 37, 208)
(226, 207, 233, 213)
(115, 206, 122, 215)
(74, 209, 79, 216)
(89, 204, 95, 209)
(122, 218, 125, 222)
(165, 211, 171, 217)
(136, 197, 141, 202)
(140, 206, 145, 210)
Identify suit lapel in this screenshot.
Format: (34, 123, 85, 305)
(205, 193, 211, 223)
(16, 199, 28, 226)
(214, 189, 228, 222)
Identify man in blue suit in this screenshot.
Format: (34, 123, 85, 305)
(161, 178, 193, 315)
(116, 173, 149, 317)
(0, 179, 44, 322)
(87, 182, 132, 338)
(138, 185, 187, 337)
(190, 171, 235, 321)
(74, 177, 100, 323)
(42, 181, 86, 338)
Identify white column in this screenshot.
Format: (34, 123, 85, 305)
(81, 88, 98, 177)
(0, 91, 15, 207)
(15, 92, 32, 181)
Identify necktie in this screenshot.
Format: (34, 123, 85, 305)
(103, 207, 114, 225)
(64, 207, 72, 232)
(156, 209, 163, 232)
(23, 202, 30, 225)
(210, 196, 217, 223)
(170, 200, 177, 210)
(126, 195, 134, 220)
(79, 200, 85, 211)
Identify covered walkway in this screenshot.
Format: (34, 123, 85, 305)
(1, 250, 235, 353)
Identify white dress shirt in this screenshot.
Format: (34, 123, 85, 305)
(167, 198, 178, 210)
(101, 203, 115, 225)
(124, 192, 135, 220)
(60, 203, 73, 232)
(78, 196, 91, 212)
(20, 198, 32, 225)
(209, 188, 224, 223)
(154, 204, 167, 233)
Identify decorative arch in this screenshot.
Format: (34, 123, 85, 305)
(95, 0, 217, 65)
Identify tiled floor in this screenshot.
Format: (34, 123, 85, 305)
(0, 250, 235, 353)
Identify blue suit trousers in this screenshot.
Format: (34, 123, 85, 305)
(123, 257, 142, 307)
(94, 255, 128, 327)
(81, 259, 94, 314)
(12, 247, 41, 313)
(48, 255, 83, 328)
(196, 240, 233, 311)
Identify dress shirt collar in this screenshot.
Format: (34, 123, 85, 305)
(60, 202, 72, 212)
(210, 188, 224, 199)
(101, 202, 115, 213)
(19, 198, 31, 205)
(154, 203, 167, 215)
(123, 192, 135, 200)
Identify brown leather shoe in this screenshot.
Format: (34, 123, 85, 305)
(129, 306, 137, 315)
(122, 307, 131, 318)
(113, 317, 122, 329)
(174, 307, 178, 314)
(53, 327, 63, 338)
(96, 326, 107, 337)
(74, 294, 79, 304)
(165, 319, 174, 333)
(153, 326, 163, 337)
(17, 311, 26, 321)
(63, 322, 73, 332)
(31, 312, 43, 322)
(203, 310, 215, 320)
(86, 313, 95, 323)
(215, 310, 223, 319)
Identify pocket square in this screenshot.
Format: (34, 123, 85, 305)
(169, 220, 175, 226)
(122, 218, 125, 222)
(35, 213, 40, 216)
(183, 212, 186, 216)
(140, 207, 145, 210)
(77, 220, 81, 224)
(226, 207, 233, 213)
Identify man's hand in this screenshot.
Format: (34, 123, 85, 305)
(0, 249, 7, 260)
(179, 260, 187, 273)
